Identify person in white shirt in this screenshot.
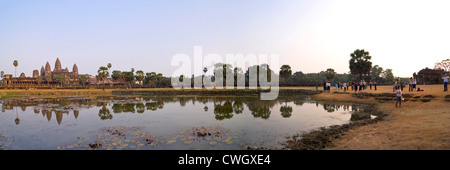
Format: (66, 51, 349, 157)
(409, 77, 413, 92)
(396, 86, 402, 108)
(443, 74, 449, 91)
(343, 82, 347, 91)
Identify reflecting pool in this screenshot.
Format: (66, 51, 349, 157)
(0, 96, 369, 150)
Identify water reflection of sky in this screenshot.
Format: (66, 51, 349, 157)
(0, 96, 365, 150)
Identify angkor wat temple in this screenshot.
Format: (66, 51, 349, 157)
(2, 58, 81, 85)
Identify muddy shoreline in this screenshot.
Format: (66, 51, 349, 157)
(280, 102, 388, 150)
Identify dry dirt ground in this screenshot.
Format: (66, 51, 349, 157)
(310, 84, 450, 150)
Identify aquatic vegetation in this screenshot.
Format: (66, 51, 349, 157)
(57, 125, 240, 150)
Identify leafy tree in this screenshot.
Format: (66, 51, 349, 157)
(383, 69, 395, 83)
(325, 68, 336, 81)
(370, 65, 384, 82)
(214, 63, 233, 87)
(111, 70, 122, 80)
(55, 74, 67, 86)
(349, 49, 372, 80)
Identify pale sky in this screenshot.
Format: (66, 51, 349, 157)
(1, 0, 449, 77)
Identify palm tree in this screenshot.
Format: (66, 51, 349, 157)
(80, 75, 87, 87)
(145, 72, 156, 87)
(202, 67, 208, 88)
(45, 75, 52, 86)
(107, 63, 112, 79)
(13, 60, 18, 77)
(98, 66, 109, 91)
(36, 76, 42, 85)
(156, 73, 163, 87)
(135, 70, 145, 86)
(279, 65, 292, 85)
(349, 49, 372, 81)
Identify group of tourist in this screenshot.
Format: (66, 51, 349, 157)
(316, 73, 450, 109)
(321, 80, 377, 92)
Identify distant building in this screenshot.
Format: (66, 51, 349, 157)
(2, 58, 82, 85)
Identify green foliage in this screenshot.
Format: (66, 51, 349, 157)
(97, 66, 109, 81)
(135, 70, 145, 85)
(111, 70, 122, 80)
(55, 74, 67, 85)
(349, 49, 372, 80)
(45, 75, 52, 84)
(383, 69, 395, 83)
(325, 68, 336, 81)
(280, 65, 292, 84)
(80, 75, 88, 85)
(36, 76, 42, 84)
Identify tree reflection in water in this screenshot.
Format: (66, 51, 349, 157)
(214, 100, 233, 121)
(1, 96, 363, 124)
(98, 104, 112, 120)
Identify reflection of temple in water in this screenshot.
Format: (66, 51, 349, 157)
(37, 109, 80, 125)
(1, 96, 365, 123)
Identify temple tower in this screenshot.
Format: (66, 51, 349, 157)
(73, 64, 78, 76)
(54, 58, 62, 72)
(41, 66, 45, 76)
(33, 70, 39, 78)
(45, 62, 51, 75)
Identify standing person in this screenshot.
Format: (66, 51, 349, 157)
(369, 80, 372, 90)
(323, 82, 326, 91)
(359, 80, 363, 91)
(393, 81, 397, 92)
(400, 80, 404, 91)
(374, 81, 377, 91)
(343, 82, 347, 91)
(409, 77, 413, 92)
(443, 74, 449, 91)
(395, 86, 402, 108)
(413, 77, 417, 91)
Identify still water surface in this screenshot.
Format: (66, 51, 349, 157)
(0, 96, 365, 150)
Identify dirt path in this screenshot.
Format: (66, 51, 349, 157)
(313, 84, 450, 150)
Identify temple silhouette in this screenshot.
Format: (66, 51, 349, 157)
(2, 58, 84, 85)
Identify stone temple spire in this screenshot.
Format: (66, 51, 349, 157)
(41, 66, 45, 76)
(54, 58, 62, 72)
(73, 64, 78, 76)
(45, 61, 51, 73)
